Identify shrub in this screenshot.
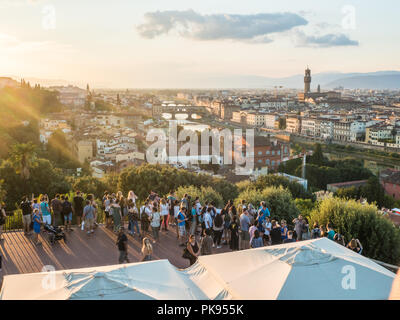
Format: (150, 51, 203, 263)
(174, 185, 224, 208)
(309, 197, 400, 264)
(235, 186, 300, 223)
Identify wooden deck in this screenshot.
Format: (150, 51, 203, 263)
(0, 224, 231, 285)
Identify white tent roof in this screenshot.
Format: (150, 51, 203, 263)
(0, 238, 396, 300)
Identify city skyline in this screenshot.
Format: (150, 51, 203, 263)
(0, 0, 399, 88)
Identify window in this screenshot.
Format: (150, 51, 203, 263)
(258, 151, 262, 156)
(271, 160, 275, 166)
(272, 151, 275, 156)
(258, 159, 262, 163)
(266, 150, 270, 155)
(266, 159, 270, 165)
(277, 150, 280, 155)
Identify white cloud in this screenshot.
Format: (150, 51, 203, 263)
(137, 9, 308, 43)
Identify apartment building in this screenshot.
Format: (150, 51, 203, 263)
(264, 114, 279, 129)
(286, 117, 301, 134)
(301, 118, 316, 137)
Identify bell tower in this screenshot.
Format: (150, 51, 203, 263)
(304, 67, 311, 93)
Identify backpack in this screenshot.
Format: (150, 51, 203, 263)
(62, 201, 72, 215)
(214, 213, 223, 228)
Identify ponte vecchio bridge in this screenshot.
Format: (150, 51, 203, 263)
(152, 104, 209, 120)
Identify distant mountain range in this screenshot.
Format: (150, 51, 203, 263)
(205, 71, 400, 90)
(5, 71, 400, 89)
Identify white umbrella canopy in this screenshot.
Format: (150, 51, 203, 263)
(0, 260, 208, 300)
(1, 238, 396, 300)
(185, 238, 396, 300)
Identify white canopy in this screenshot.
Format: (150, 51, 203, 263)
(0, 238, 396, 300)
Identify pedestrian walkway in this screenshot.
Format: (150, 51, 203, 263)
(0, 224, 231, 280)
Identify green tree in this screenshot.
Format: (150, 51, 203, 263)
(309, 143, 326, 166)
(309, 197, 400, 264)
(278, 118, 286, 130)
(9, 142, 38, 180)
(0, 158, 71, 210)
(72, 176, 108, 199)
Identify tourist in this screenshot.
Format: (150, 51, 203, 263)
(127, 190, 138, 205)
(200, 228, 213, 256)
(249, 221, 258, 246)
(173, 200, 180, 238)
(222, 206, 232, 245)
(73, 191, 84, 227)
(270, 220, 282, 245)
(20, 196, 32, 235)
(281, 220, 288, 242)
(247, 203, 256, 221)
(32, 208, 42, 245)
(229, 215, 239, 251)
(61, 196, 73, 232)
(189, 202, 197, 235)
(185, 234, 200, 266)
(116, 227, 129, 264)
(111, 199, 122, 233)
(82, 200, 95, 235)
(320, 225, 327, 238)
(119, 196, 128, 226)
(311, 222, 321, 239)
(177, 206, 187, 246)
(334, 233, 346, 246)
(0, 202, 6, 241)
(127, 200, 140, 237)
(40, 196, 51, 226)
(86, 194, 98, 226)
(302, 218, 310, 240)
(239, 209, 251, 250)
(203, 207, 213, 232)
(263, 216, 272, 245)
(346, 238, 363, 254)
(150, 205, 161, 243)
(167, 191, 176, 226)
(103, 194, 112, 228)
(238, 199, 246, 216)
(283, 230, 296, 243)
(251, 230, 264, 248)
(180, 194, 189, 210)
(293, 215, 306, 241)
(51, 194, 63, 227)
(326, 224, 335, 240)
(141, 237, 153, 261)
(160, 198, 169, 232)
(212, 210, 224, 249)
(140, 200, 151, 238)
(256, 202, 269, 239)
(31, 198, 40, 212)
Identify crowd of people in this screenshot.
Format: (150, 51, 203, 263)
(0, 189, 363, 269)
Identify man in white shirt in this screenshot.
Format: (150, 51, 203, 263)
(263, 217, 272, 245)
(204, 207, 213, 231)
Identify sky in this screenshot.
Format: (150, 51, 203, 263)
(0, 0, 399, 88)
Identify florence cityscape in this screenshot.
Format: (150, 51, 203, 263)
(0, 0, 400, 303)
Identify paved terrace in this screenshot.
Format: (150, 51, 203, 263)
(0, 224, 231, 287)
